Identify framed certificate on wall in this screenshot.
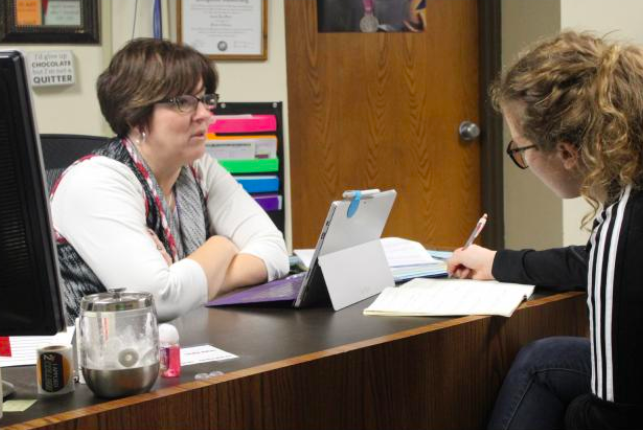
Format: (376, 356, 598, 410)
(177, 0, 267, 61)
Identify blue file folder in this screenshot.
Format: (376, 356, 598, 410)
(235, 175, 280, 193)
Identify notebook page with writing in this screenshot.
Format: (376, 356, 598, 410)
(364, 278, 535, 318)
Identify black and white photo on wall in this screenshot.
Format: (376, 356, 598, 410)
(317, 0, 426, 33)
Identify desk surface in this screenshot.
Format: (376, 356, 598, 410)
(1, 291, 588, 430)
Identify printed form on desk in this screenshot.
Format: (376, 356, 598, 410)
(364, 278, 535, 318)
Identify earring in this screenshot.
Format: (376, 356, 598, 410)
(141, 131, 147, 143)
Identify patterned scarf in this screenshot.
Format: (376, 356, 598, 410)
(54, 139, 211, 324)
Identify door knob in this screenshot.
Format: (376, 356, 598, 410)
(459, 121, 480, 141)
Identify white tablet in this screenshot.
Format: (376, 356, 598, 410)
(294, 189, 397, 308)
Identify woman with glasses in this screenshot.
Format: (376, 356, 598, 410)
(50, 38, 288, 323)
(447, 31, 643, 429)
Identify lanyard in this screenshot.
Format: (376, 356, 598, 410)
(122, 138, 179, 262)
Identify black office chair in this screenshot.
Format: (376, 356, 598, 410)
(40, 134, 111, 192)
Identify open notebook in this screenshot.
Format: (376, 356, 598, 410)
(364, 278, 535, 318)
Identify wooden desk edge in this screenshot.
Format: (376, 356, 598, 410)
(3, 291, 586, 430)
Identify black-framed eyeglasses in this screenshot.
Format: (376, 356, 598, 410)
(158, 93, 220, 113)
(506, 139, 538, 169)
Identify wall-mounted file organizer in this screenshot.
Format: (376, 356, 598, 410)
(207, 102, 286, 236)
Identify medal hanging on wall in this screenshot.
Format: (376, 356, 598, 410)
(360, 0, 379, 33)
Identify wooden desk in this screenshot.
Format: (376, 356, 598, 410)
(1, 291, 587, 430)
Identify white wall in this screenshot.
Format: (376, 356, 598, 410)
(502, 0, 643, 249)
(501, 0, 563, 250)
(11, 0, 112, 136)
(559, 0, 643, 245)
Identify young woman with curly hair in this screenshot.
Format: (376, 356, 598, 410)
(447, 31, 643, 429)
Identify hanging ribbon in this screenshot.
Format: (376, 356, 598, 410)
(153, 0, 163, 39)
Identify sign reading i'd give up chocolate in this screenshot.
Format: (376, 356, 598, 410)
(27, 50, 75, 87)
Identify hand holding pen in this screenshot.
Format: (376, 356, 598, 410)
(446, 214, 497, 280)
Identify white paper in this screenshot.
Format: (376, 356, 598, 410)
(44, 1, 82, 26)
(380, 237, 436, 267)
(296, 237, 435, 270)
(390, 262, 447, 281)
(0, 327, 75, 368)
(206, 142, 255, 160)
(364, 278, 535, 318)
(294, 249, 315, 269)
(213, 114, 253, 120)
(180, 344, 238, 366)
(206, 136, 277, 159)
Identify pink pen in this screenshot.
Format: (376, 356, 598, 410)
(449, 214, 488, 278)
(463, 214, 488, 249)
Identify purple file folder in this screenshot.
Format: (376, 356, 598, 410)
(253, 194, 281, 212)
(207, 273, 306, 306)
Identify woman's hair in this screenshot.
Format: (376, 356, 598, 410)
(491, 31, 643, 216)
(97, 38, 218, 138)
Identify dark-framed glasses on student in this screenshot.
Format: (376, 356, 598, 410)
(506, 139, 538, 169)
(159, 93, 220, 113)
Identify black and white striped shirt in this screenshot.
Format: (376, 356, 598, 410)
(587, 185, 643, 404)
(494, 184, 643, 413)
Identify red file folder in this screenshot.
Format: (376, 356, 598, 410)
(209, 115, 277, 134)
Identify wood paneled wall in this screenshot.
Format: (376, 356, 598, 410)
(285, 0, 481, 248)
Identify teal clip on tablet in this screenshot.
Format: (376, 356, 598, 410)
(343, 189, 381, 218)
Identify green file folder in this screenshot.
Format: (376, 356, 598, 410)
(219, 158, 279, 174)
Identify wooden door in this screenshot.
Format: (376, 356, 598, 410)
(286, 0, 480, 249)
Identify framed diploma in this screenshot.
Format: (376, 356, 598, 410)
(178, 0, 267, 61)
(0, 0, 100, 44)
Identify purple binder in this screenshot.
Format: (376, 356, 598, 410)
(207, 273, 306, 306)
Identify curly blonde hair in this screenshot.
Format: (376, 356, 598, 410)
(491, 31, 643, 222)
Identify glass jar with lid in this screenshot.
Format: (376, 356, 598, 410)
(78, 289, 159, 398)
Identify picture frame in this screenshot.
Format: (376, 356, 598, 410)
(0, 0, 100, 44)
(317, 0, 427, 33)
(177, 0, 267, 61)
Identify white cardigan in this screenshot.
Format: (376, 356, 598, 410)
(51, 154, 289, 321)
